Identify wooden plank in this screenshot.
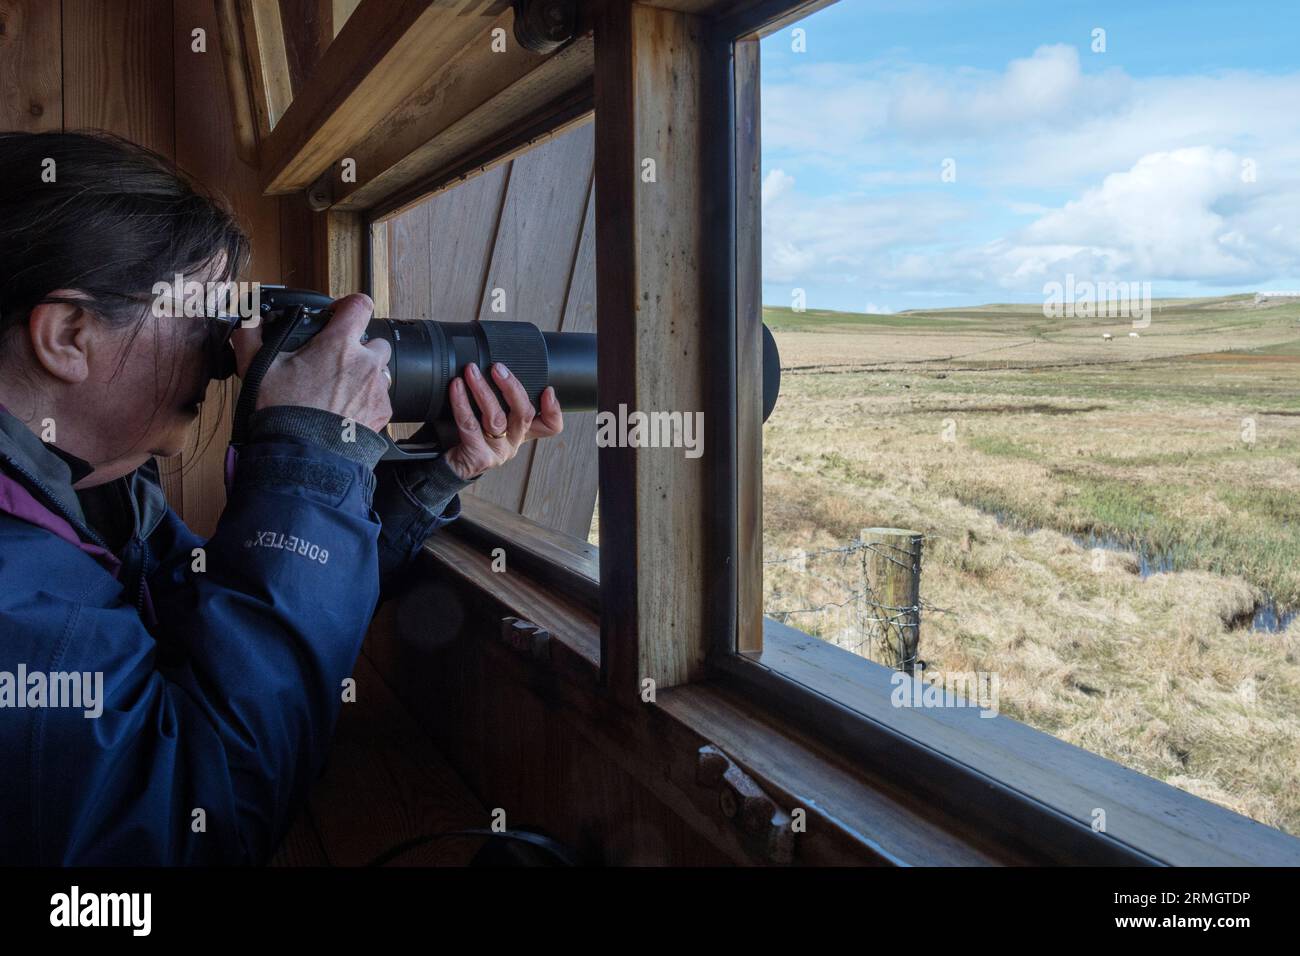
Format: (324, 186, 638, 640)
(593, 2, 712, 695)
(213, 0, 260, 165)
(415, 161, 510, 319)
(63, 0, 174, 151)
(0, 0, 63, 132)
(735, 37, 763, 654)
(645, 0, 839, 37)
(63, 0, 180, 510)
(467, 122, 594, 514)
(175, 0, 283, 537)
(659, 682, 1005, 865)
(729, 619, 1300, 865)
(268, 806, 330, 865)
(424, 533, 601, 667)
(331, 0, 362, 36)
(330, 8, 595, 211)
(520, 181, 599, 539)
(276, 0, 330, 94)
(305, 650, 486, 865)
(388, 202, 432, 318)
(455, 493, 599, 612)
(368, 95, 592, 223)
(390, 538, 1011, 864)
(278, 197, 319, 289)
(315, 209, 364, 297)
(473, 122, 593, 330)
(369, 219, 391, 317)
(383, 202, 429, 440)
(366, 569, 737, 865)
(239, 0, 294, 136)
(259, 0, 500, 195)
(382, 162, 508, 441)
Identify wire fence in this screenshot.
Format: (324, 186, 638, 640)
(764, 533, 950, 669)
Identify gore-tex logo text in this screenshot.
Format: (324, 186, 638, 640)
(243, 531, 330, 564)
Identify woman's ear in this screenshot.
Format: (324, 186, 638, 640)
(27, 293, 94, 384)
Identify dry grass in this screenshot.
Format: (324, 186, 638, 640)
(762, 296, 1300, 834)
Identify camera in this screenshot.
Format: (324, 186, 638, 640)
(236, 286, 779, 459)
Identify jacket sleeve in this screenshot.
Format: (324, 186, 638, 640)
(240, 406, 475, 598)
(372, 454, 476, 600)
(35, 416, 386, 865)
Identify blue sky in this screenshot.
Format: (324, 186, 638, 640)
(759, 0, 1300, 312)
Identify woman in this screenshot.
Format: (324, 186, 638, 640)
(0, 131, 562, 865)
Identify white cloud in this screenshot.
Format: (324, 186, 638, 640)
(759, 47, 1300, 302)
(762, 169, 796, 207)
(761, 177, 969, 285)
(886, 45, 1129, 139)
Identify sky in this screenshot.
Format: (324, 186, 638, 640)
(759, 0, 1300, 313)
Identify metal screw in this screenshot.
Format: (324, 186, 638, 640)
(718, 786, 739, 819)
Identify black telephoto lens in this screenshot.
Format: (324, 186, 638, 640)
(255, 287, 777, 450)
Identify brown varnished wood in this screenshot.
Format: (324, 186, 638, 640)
(593, 2, 712, 696)
(62, 0, 184, 512)
(330, 7, 593, 212)
(0, 0, 63, 132)
(389, 202, 433, 318)
(268, 805, 330, 865)
(520, 181, 600, 539)
(456, 493, 599, 609)
(258, 0, 496, 195)
(301, 645, 486, 866)
(175, 0, 284, 537)
(238, 0, 294, 137)
(366, 537, 1020, 864)
(468, 121, 594, 514)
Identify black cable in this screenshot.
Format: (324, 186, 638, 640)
(365, 828, 580, 868)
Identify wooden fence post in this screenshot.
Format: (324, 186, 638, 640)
(861, 528, 923, 674)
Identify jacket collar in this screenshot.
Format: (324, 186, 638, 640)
(0, 403, 93, 526)
(0, 404, 170, 543)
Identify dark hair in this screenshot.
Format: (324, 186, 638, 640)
(0, 130, 250, 344)
(0, 131, 252, 464)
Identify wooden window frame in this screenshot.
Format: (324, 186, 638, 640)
(696, 0, 1300, 865)
(225, 0, 1300, 864)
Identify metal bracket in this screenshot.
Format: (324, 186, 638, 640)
(500, 616, 552, 662)
(305, 169, 334, 212)
(512, 0, 577, 54)
(696, 745, 795, 864)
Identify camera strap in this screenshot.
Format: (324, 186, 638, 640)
(229, 304, 305, 448)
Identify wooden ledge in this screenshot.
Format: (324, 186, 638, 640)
(417, 530, 1026, 865)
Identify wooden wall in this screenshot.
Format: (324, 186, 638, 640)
(0, 0, 300, 536)
(382, 120, 600, 541)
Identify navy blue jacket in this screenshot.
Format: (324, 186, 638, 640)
(0, 404, 468, 864)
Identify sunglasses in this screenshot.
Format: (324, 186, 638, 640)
(204, 312, 242, 381)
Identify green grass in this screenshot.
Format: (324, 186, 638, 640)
(761, 305, 974, 333)
(935, 462, 1300, 606)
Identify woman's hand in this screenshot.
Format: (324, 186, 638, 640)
(231, 293, 393, 433)
(443, 362, 564, 480)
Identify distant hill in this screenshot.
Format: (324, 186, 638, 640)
(762, 294, 1296, 333)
